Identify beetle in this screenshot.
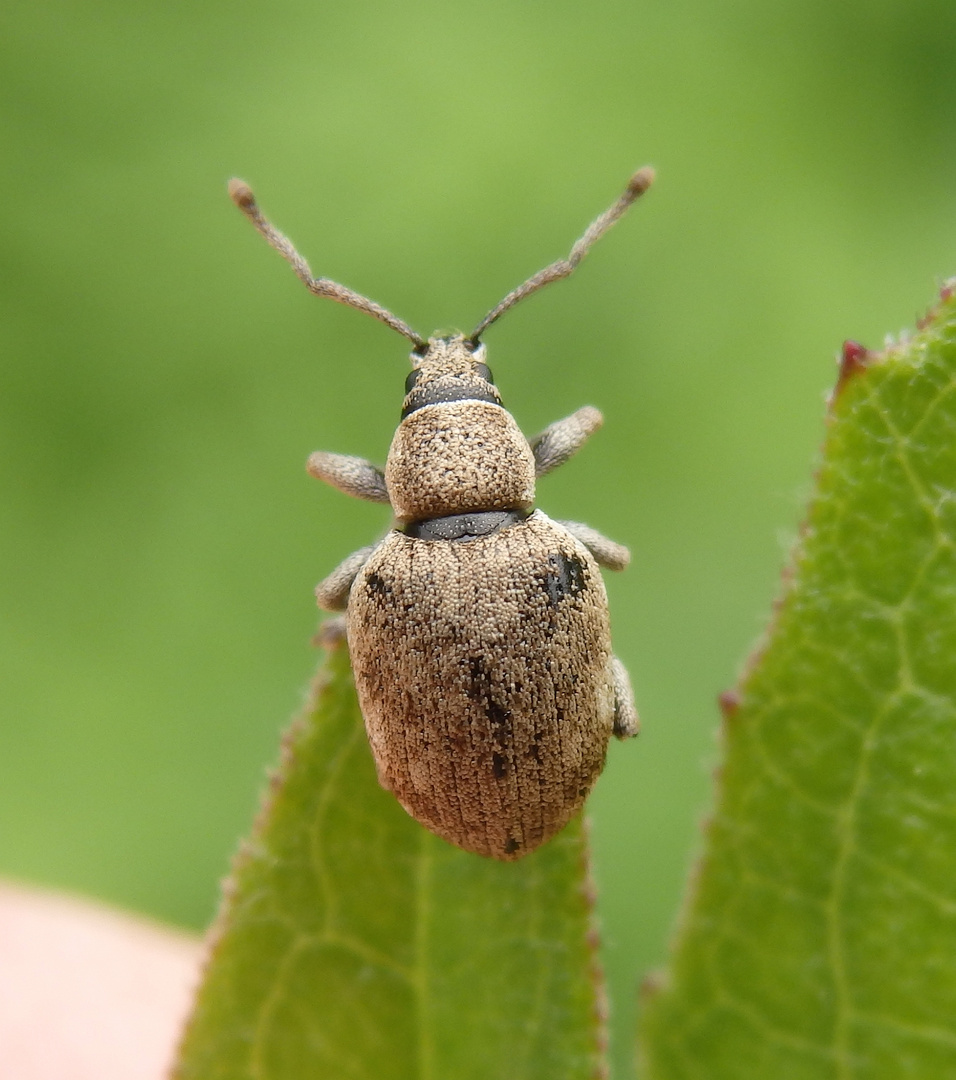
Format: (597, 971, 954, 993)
(229, 168, 653, 859)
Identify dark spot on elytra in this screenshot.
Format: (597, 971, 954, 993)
(528, 734, 543, 764)
(542, 552, 587, 608)
(466, 655, 490, 700)
(504, 837, 521, 855)
(365, 572, 392, 597)
(492, 751, 507, 779)
(465, 656, 512, 739)
(487, 698, 511, 730)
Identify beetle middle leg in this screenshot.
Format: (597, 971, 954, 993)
(611, 656, 640, 738)
(557, 520, 630, 571)
(315, 544, 378, 611)
(307, 451, 390, 503)
(530, 406, 603, 477)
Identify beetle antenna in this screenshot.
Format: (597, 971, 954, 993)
(229, 179, 427, 350)
(468, 166, 655, 343)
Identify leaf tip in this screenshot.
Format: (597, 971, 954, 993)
(717, 688, 742, 722)
(911, 277, 956, 334)
(830, 338, 872, 402)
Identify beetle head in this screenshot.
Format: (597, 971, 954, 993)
(401, 335, 501, 419)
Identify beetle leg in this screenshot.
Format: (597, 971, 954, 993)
(307, 451, 391, 503)
(557, 520, 630, 571)
(315, 544, 378, 611)
(611, 656, 640, 738)
(315, 614, 347, 649)
(530, 406, 603, 476)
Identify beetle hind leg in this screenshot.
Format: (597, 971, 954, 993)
(314, 614, 347, 649)
(611, 656, 639, 738)
(315, 544, 377, 611)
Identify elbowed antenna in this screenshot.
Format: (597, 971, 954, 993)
(228, 179, 427, 350)
(468, 166, 656, 342)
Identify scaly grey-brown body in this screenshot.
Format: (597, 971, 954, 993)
(229, 167, 653, 859)
(348, 512, 614, 859)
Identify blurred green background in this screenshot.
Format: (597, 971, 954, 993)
(2, 0, 955, 1074)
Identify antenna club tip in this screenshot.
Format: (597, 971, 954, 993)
(228, 178, 257, 211)
(627, 166, 656, 197)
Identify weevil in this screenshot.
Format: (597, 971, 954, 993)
(229, 168, 653, 859)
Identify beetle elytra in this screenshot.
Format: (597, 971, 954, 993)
(230, 168, 653, 859)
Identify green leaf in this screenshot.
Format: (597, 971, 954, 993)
(172, 638, 606, 1080)
(639, 285, 956, 1077)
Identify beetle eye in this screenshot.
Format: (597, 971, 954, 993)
(404, 369, 421, 394)
(473, 362, 494, 385)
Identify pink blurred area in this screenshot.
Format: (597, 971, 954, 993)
(0, 883, 202, 1080)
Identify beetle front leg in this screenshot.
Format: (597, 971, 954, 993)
(557, 520, 630, 571)
(530, 406, 603, 476)
(307, 451, 390, 503)
(611, 656, 640, 738)
(315, 544, 378, 611)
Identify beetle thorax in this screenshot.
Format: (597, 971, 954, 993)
(385, 336, 536, 523)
